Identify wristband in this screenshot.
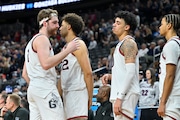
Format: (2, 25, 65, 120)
(0, 116, 4, 118)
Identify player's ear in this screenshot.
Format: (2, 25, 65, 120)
(67, 24, 71, 30)
(125, 25, 130, 31)
(43, 21, 47, 27)
(167, 23, 173, 30)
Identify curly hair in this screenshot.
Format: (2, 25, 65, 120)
(115, 11, 137, 32)
(61, 13, 85, 36)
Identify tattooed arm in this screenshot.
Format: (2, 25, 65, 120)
(114, 38, 138, 116)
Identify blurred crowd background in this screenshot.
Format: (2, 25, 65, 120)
(0, 0, 180, 117)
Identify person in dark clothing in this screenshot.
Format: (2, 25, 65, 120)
(0, 94, 29, 120)
(0, 93, 8, 112)
(94, 85, 114, 120)
(88, 109, 94, 120)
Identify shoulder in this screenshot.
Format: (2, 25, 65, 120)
(122, 38, 138, 52)
(104, 101, 113, 109)
(74, 39, 88, 55)
(17, 108, 29, 114)
(33, 34, 49, 44)
(124, 37, 137, 45)
(154, 81, 159, 86)
(165, 40, 179, 49)
(78, 39, 86, 47)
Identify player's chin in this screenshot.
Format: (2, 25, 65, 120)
(159, 32, 164, 36)
(112, 30, 116, 35)
(52, 31, 58, 36)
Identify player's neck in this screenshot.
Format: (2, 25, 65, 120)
(39, 29, 49, 38)
(165, 31, 177, 41)
(65, 34, 77, 43)
(119, 33, 130, 41)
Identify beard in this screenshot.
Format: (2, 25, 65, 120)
(48, 28, 58, 36)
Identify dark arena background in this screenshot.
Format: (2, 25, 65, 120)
(0, 0, 180, 120)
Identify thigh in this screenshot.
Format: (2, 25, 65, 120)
(28, 86, 41, 120)
(121, 93, 139, 119)
(34, 89, 65, 120)
(64, 89, 88, 119)
(165, 99, 180, 119)
(163, 116, 175, 120)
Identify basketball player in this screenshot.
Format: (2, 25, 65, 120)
(157, 14, 180, 120)
(59, 13, 93, 120)
(101, 11, 140, 120)
(22, 9, 79, 120)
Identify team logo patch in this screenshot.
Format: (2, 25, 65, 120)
(48, 93, 60, 108)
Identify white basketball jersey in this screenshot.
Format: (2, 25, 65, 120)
(25, 34, 57, 89)
(159, 36, 180, 99)
(139, 81, 159, 107)
(110, 35, 140, 101)
(60, 38, 86, 91)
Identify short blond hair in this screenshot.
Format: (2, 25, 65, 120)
(8, 94, 21, 106)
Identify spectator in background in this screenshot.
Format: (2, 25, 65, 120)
(135, 29, 144, 49)
(0, 93, 7, 112)
(157, 38, 166, 53)
(93, 73, 103, 88)
(144, 41, 158, 66)
(88, 109, 94, 120)
(138, 43, 149, 58)
(0, 94, 29, 120)
(139, 70, 145, 83)
(20, 99, 29, 111)
(97, 57, 109, 76)
(107, 47, 115, 73)
(139, 68, 161, 120)
(88, 36, 97, 50)
(94, 85, 114, 120)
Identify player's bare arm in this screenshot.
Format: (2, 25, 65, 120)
(73, 40, 93, 109)
(121, 38, 138, 63)
(57, 78, 63, 97)
(157, 64, 176, 116)
(161, 64, 176, 103)
(34, 35, 79, 70)
(22, 63, 30, 85)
